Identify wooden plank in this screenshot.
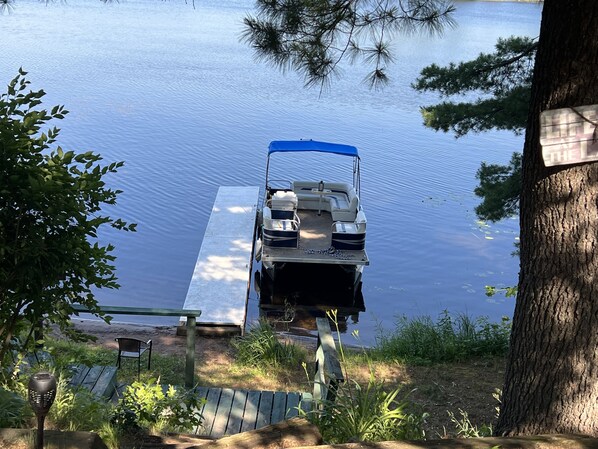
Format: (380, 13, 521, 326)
(198, 387, 222, 436)
(313, 344, 326, 402)
(285, 392, 301, 419)
(316, 318, 344, 384)
(91, 366, 117, 398)
(240, 390, 261, 433)
(193, 387, 210, 435)
(211, 388, 235, 438)
(300, 392, 313, 415)
(68, 365, 89, 388)
(71, 304, 201, 317)
(226, 390, 248, 436)
(81, 365, 103, 391)
(270, 391, 288, 424)
(256, 391, 274, 429)
(182, 186, 260, 330)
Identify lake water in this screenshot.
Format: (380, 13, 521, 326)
(1, 0, 542, 344)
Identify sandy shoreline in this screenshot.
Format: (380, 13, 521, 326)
(63, 318, 232, 360)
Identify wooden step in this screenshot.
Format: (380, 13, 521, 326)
(69, 364, 117, 398)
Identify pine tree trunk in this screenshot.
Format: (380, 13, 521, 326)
(495, 0, 598, 436)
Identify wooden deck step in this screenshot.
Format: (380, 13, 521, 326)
(194, 387, 312, 438)
(68, 364, 117, 399)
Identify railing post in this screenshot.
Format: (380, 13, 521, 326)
(185, 315, 196, 388)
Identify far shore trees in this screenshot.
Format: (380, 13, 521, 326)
(0, 69, 135, 364)
(243, 0, 598, 436)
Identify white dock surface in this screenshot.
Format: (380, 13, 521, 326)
(182, 186, 260, 331)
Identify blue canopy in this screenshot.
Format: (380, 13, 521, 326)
(268, 140, 359, 158)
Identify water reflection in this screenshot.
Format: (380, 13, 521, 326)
(255, 262, 366, 336)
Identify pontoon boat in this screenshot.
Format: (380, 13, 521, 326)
(256, 140, 369, 286)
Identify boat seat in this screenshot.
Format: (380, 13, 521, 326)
(262, 206, 299, 248)
(292, 181, 359, 221)
(329, 187, 359, 221)
(331, 210, 366, 250)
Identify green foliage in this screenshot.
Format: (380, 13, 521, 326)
(0, 386, 31, 427)
(112, 379, 203, 433)
(448, 408, 493, 438)
(45, 338, 115, 371)
(49, 374, 114, 432)
(232, 319, 306, 369)
(485, 285, 517, 298)
(373, 311, 511, 363)
(44, 336, 187, 386)
(312, 376, 426, 443)
(304, 310, 426, 444)
(414, 36, 536, 137)
(242, 0, 455, 90)
(414, 36, 536, 222)
(0, 69, 136, 362)
(474, 152, 522, 222)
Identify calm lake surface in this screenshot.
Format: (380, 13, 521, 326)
(2, 0, 542, 344)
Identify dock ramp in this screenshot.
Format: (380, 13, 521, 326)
(181, 186, 260, 335)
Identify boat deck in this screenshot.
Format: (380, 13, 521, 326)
(261, 209, 369, 266)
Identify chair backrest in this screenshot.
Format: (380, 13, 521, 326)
(117, 338, 143, 354)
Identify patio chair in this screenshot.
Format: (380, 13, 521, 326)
(115, 337, 152, 379)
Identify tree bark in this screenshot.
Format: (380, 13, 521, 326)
(495, 0, 598, 436)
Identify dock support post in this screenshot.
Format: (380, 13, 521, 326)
(185, 316, 196, 388)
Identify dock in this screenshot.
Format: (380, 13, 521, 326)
(181, 186, 260, 335)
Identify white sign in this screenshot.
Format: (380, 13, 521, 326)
(540, 104, 598, 167)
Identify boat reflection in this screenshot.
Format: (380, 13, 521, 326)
(255, 262, 365, 336)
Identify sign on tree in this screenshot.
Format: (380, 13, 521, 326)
(540, 104, 598, 166)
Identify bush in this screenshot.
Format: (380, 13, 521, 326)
(111, 379, 203, 433)
(49, 374, 113, 432)
(305, 310, 427, 444)
(232, 319, 305, 369)
(310, 376, 426, 443)
(0, 386, 31, 427)
(373, 311, 511, 363)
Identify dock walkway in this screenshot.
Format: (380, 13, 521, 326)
(182, 186, 260, 334)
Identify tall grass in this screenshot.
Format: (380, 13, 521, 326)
(232, 319, 306, 369)
(305, 311, 427, 444)
(373, 311, 511, 363)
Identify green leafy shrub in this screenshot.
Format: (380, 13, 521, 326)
(373, 311, 511, 363)
(311, 376, 426, 443)
(305, 310, 427, 444)
(232, 319, 305, 369)
(112, 379, 203, 433)
(0, 386, 31, 427)
(49, 374, 113, 432)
